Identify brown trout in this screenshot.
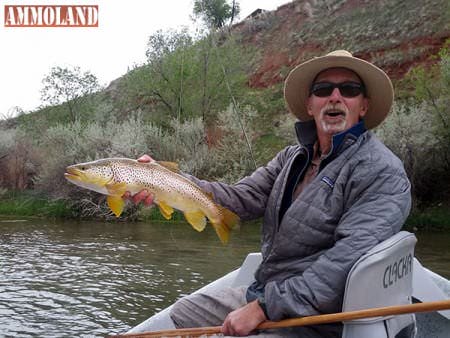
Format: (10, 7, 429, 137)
(64, 158, 239, 244)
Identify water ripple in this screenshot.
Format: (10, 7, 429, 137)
(0, 218, 260, 336)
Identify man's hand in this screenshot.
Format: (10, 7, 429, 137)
(137, 154, 153, 163)
(221, 300, 267, 336)
(123, 154, 154, 206)
(122, 190, 154, 206)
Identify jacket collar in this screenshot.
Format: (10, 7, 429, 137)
(295, 120, 367, 159)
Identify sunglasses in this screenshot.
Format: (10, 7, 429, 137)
(309, 82, 366, 98)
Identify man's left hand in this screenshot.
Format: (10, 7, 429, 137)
(221, 300, 267, 336)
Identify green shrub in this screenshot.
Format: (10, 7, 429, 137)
(0, 191, 72, 218)
(405, 204, 450, 230)
(206, 105, 258, 183)
(376, 101, 449, 204)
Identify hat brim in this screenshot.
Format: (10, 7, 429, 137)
(284, 54, 394, 129)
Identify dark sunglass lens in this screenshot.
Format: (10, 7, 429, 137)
(340, 83, 363, 97)
(311, 83, 333, 97)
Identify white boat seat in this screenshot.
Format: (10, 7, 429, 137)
(342, 231, 417, 338)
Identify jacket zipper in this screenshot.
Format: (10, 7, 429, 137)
(261, 147, 310, 265)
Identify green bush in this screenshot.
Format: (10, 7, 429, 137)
(405, 204, 450, 231)
(205, 105, 258, 183)
(0, 191, 72, 218)
(117, 29, 247, 125)
(376, 43, 450, 205)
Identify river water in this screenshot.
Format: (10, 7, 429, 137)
(0, 217, 449, 337)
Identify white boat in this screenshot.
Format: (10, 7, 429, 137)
(128, 232, 450, 337)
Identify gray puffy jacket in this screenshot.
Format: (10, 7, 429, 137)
(186, 120, 411, 321)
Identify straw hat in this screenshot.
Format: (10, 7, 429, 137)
(284, 50, 394, 129)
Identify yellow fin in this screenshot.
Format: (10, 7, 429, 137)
(105, 182, 128, 196)
(157, 161, 180, 173)
(220, 206, 240, 230)
(157, 201, 174, 220)
(107, 196, 125, 217)
(184, 211, 207, 232)
(211, 205, 240, 245)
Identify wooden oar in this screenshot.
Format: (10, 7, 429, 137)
(110, 299, 450, 338)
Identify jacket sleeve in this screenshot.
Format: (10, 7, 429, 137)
(264, 160, 412, 320)
(182, 146, 295, 221)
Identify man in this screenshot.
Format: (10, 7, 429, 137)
(130, 50, 411, 337)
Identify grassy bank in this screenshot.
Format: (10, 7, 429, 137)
(0, 191, 185, 222)
(1, 191, 449, 231)
(404, 204, 450, 231)
(0, 191, 72, 218)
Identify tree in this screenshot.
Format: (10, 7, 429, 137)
(193, 0, 240, 29)
(145, 29, 194, 120)
(121, 28, 246, 125)
(40, 66, 102, 122)
(407, 42, 450, 136)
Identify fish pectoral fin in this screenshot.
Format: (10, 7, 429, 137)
(157, 161, 180, 173)
(107, 196, 125, 217)
(184, 211, 207, 232)
(157, 201, 174, 220)
(105, 182, 128, 196)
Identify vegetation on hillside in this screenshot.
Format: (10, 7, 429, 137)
(115, 29, 248, 127)
(377, 44, 450, 212)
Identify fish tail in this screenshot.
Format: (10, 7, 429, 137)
(212, 205, 240, 244)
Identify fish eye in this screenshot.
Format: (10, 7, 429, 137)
(80, 166, 87, 171)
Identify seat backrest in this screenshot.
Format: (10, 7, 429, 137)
(342, 231, 417, 338)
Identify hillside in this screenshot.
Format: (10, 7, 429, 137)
(231, 0, 449, 88)
(101, 0, 450, 121)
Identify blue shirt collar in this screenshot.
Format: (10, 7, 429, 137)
(295, 120, 367, 157)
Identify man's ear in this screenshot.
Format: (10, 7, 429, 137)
(306, 98, 314, 117)
(360, 98, 369, 117)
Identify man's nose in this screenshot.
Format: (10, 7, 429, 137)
(328, 87, 343, 102)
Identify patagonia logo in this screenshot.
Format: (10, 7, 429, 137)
(321, 176, 334, 188)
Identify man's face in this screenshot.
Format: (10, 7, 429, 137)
(306, 68, 368, 137)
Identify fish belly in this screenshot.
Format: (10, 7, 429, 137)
(156, 189, 211, 215)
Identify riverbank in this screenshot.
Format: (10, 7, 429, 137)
(0, 191, 72, 218)
(0, 191, 449, 231)
(404, 203, 450, 231)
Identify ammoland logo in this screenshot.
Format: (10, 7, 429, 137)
(4, 5, 98, 27)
